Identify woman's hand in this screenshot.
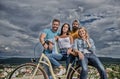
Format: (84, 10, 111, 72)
(74, 49, 84, 60)
(43, 43, 48, 50)
(55, 36, 59, 41)
(78, 51, 84, 60)
(82, 38, 91, 48)
(86, 39, 91, 48)
(67, 48, 72, 55)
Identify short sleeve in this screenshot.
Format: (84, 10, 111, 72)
(57, 32, 60, 36)
(42, 29, 48, 34)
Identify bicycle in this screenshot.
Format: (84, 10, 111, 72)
(8, 43, 100, 79)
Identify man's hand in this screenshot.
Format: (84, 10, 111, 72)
(43, 43, 48, 50)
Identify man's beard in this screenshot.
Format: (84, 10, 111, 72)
(72, 26, 79, 32)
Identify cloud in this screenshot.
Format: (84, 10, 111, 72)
(0, 0, 120, 58)
(0, 20, 23, 30)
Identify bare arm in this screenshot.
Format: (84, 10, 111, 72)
(73, 49, 84, 60)
(39, 33, 48, 49)
(67, 36, 73, 55)
(69, 35, 73, 45)
(39, 33, 46, 45)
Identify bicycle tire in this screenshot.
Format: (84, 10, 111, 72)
(68, 65, 100, 79)
(8, 63, 48, 79)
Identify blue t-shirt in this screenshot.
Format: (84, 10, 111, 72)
(42, 28, 59, 41)
(42, 28, 59, 54)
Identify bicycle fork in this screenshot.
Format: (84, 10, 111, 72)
(30, 62, 40, 79)
(30, 53, 57, 79)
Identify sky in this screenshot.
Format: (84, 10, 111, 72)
(0, 0, 120, 58)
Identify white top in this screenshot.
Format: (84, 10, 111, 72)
(58, 37, 71, 49)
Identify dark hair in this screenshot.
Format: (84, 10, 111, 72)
(52, 19, 60, 24)
(60, 23, 71, 35)
(72, 19, 80, 25)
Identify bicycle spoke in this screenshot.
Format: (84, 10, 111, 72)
(9, 63, 47, 79)
(68, 65, 100, 79)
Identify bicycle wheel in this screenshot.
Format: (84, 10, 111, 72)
(68, 65, 100, 79)
(9, 63, 48, 79)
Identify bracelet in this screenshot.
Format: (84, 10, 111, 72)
(42, 42, 46, 46)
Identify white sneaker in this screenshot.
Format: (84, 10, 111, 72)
(57, 68, 66, 76)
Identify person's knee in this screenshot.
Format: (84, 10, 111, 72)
(46, 54, 53, 58)
(46, 55, 53, 60)
(48, 57, 54, 60)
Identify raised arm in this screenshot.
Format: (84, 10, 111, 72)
(40, 33, 46, 45)
(39, 33, 48, 50)
(88, 38, 96, 53)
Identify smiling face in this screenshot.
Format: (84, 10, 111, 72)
(52, 21, 60, 32)
(78, 28, 87, 38)
(62, 24, 69, 33)
(72, 20, 79, 32)
(60, 23, 70, 35)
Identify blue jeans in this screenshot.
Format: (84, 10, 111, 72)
(46, 52, 69, 68)
(79, 53, 107, 79)
(44, 53, 62, 79)
(45, 51, 70, 79)
(46, 53, 63, 67)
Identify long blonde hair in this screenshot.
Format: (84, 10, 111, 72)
(78, 27, 91, 48)
(78, 27, 89, 39)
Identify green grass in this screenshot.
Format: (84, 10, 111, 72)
(105, 64, 120, 79)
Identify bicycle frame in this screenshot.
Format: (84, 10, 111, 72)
(30, 53, 78, 79)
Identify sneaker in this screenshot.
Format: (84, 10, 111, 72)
(57, 68, 66, 76)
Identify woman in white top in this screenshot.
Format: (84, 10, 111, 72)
(46, 23, 73, 76)
(46, 23, 84, 76)
(54, 23, 73, 75)
(56, 23, 73, 55)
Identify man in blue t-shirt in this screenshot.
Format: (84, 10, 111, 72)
(40, 19, 63, 78)
(40, 19, 60, 53)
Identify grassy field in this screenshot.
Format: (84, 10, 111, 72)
(105, 64, 120, 79)
(0, 63, 120, 79)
